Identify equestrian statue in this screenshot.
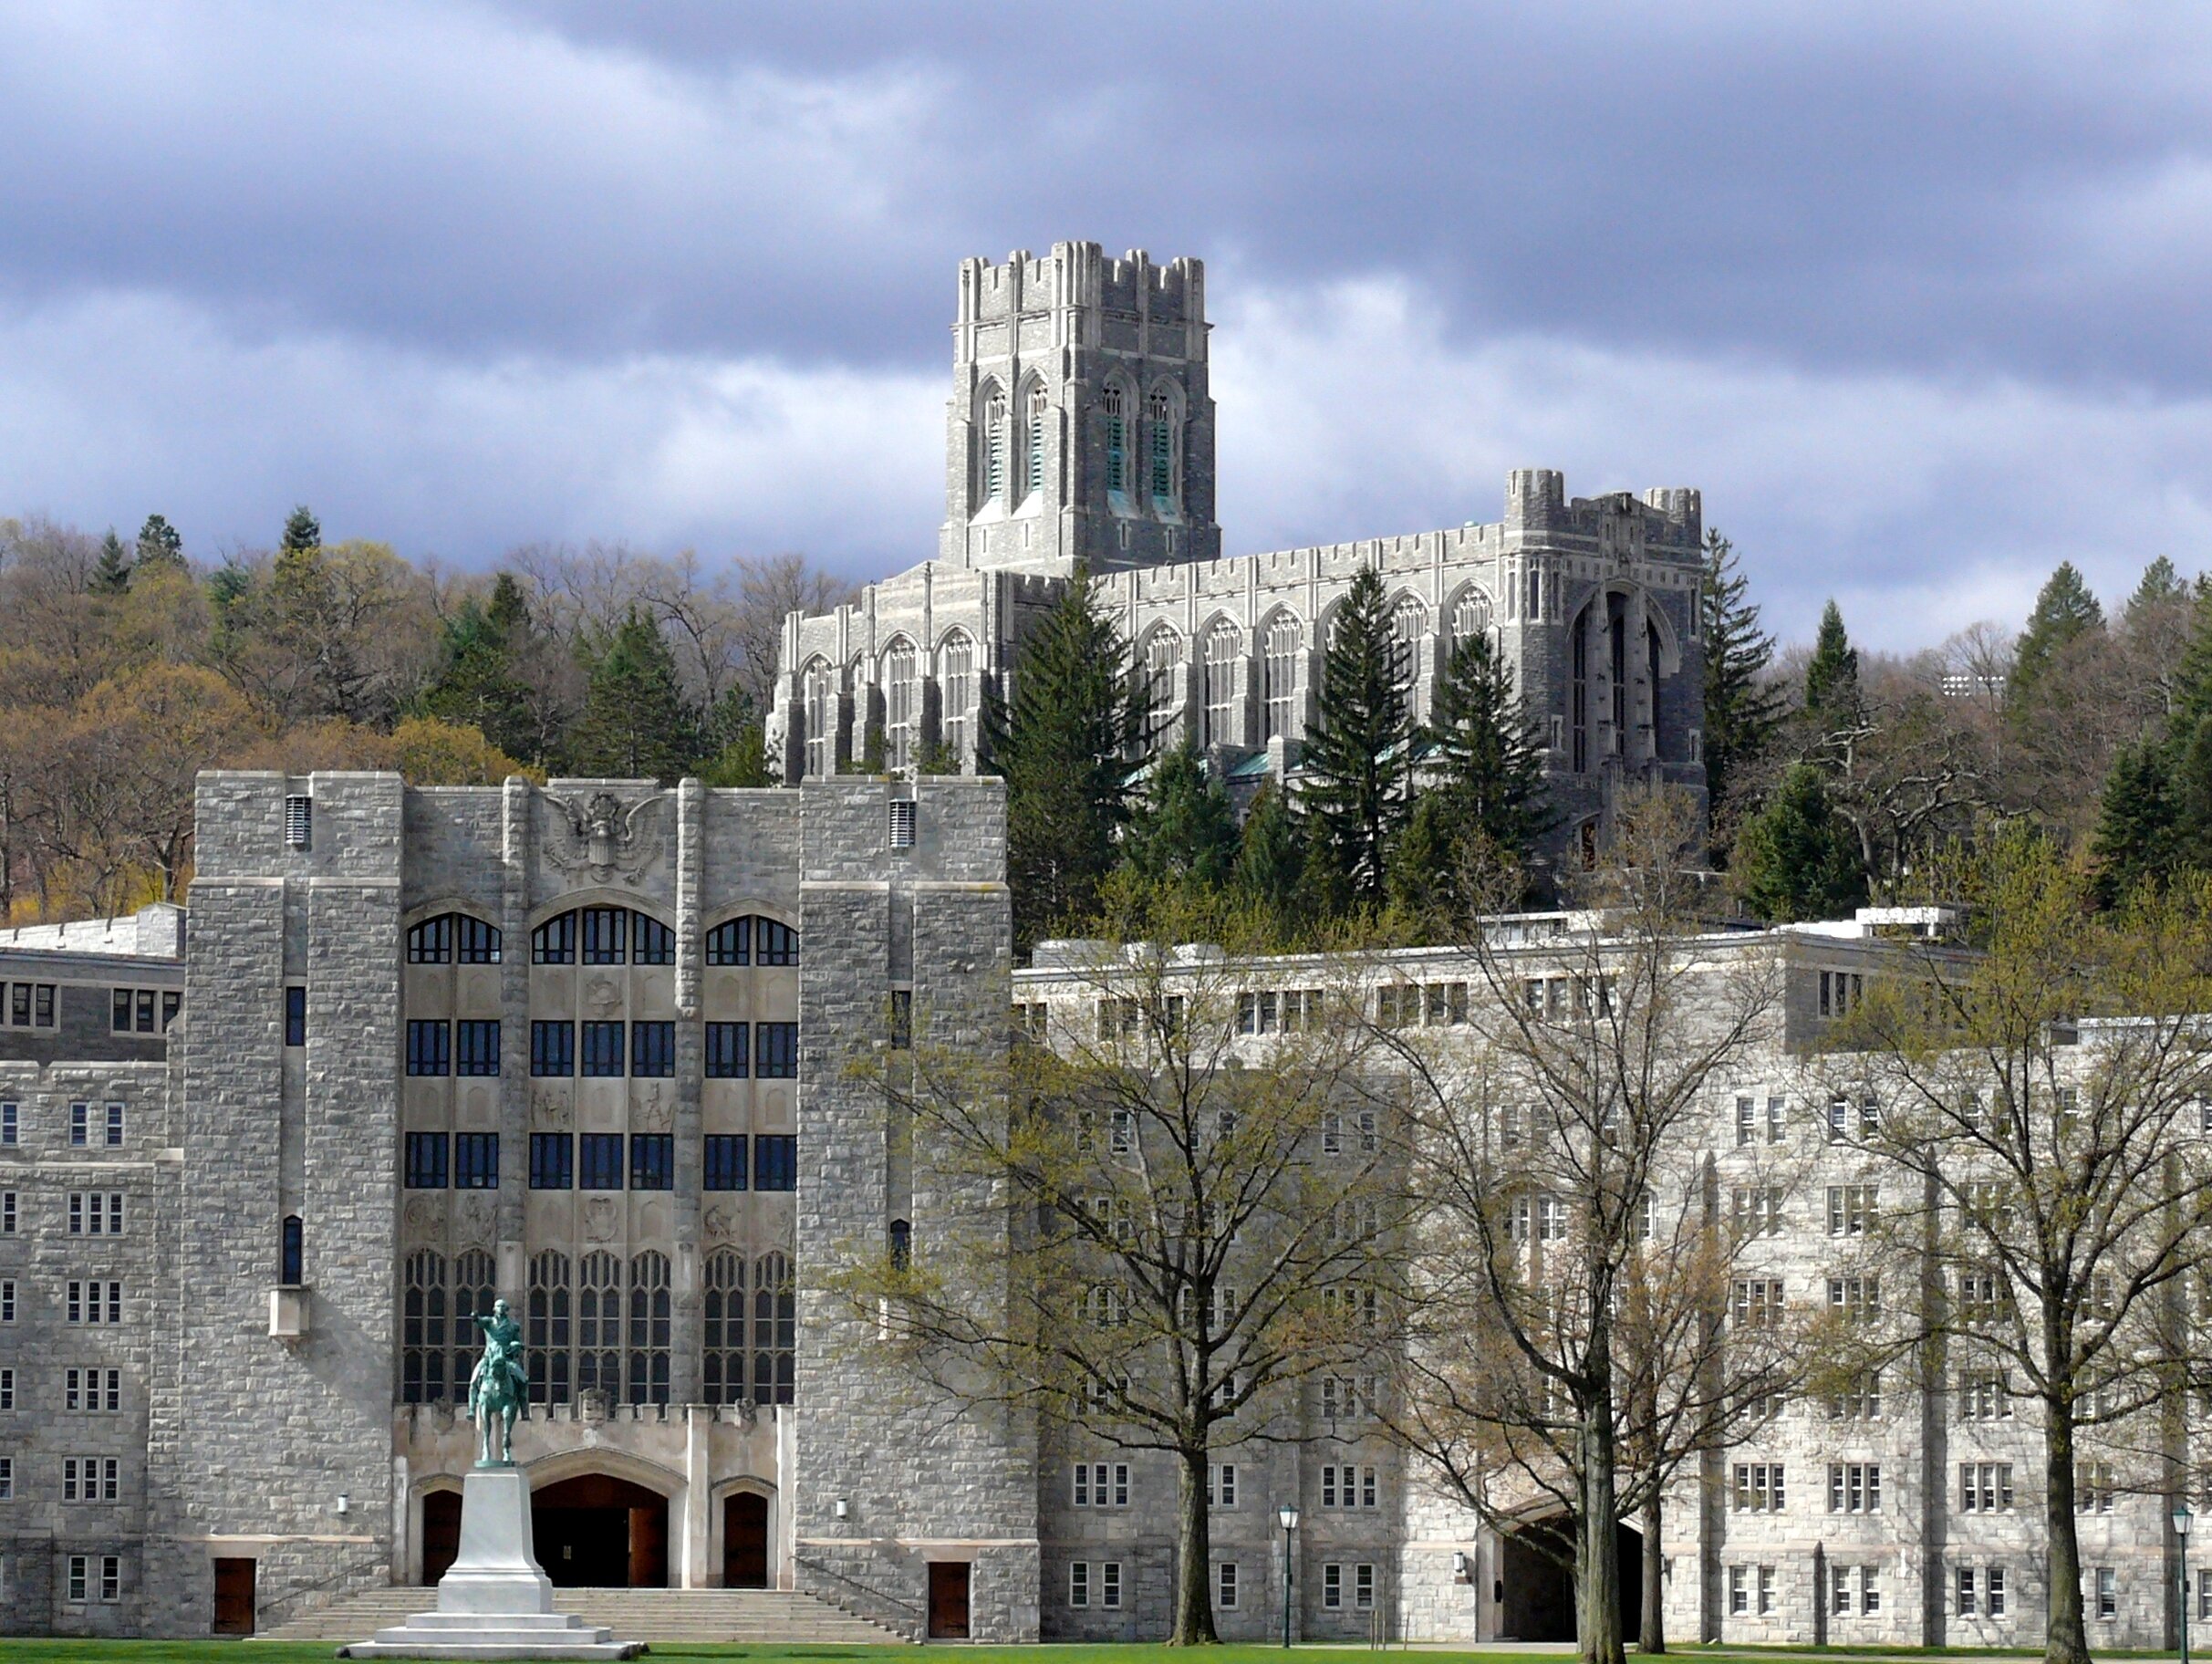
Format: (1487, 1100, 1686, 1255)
(466, 1297, 528, 1467)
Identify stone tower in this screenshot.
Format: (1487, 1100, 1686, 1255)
(937, 241, 1220, 576)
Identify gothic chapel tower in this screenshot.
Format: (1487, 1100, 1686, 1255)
(938, 242, 1220, 574)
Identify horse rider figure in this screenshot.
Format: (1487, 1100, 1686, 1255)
(467, 1298, 529, 1467)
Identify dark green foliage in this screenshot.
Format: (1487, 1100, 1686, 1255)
(418, 591, 538, 762)
(1232, 782, 1303, 924)
(1731, 762, 1867, 922)
(2008, 561, 2104, 705)
(1698, 531, 1784, 816)
(1421, 629, 1553, 859)
(1123, 739, 1240, 892)
(2092, 739, 2176, 906)
(281, 505, 322, 555)
(91, 530, 131, 595)
(566, 608, 701, 783)
(134, 514, 183, 570)
(207, 560, 252, 615)
(1802, 599, 1860, 733)
(993, 570, 1146, 949)
(1296, 566, 1411, 904)
(2125, 556, 2183, 626)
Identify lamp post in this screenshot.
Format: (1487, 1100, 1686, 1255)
(2177, 1500, 2193, 1664)
(1279, 1503, 1300, 1648)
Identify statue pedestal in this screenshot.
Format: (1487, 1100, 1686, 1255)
(340, 1468, 641, 1659)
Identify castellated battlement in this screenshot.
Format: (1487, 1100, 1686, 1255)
(957, 240, 1205, 327)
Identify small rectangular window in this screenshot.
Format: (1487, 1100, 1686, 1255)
(578, 1133, 624, 1191)
(1958, 1566, 1976, 1617)
(68, 1555, 88, 1603)
(2096, 1566, 2115, 1619)
(630, 1133, 674, 1191)
(1218, 1561, 1238, 1610)
(1069, 1561, 1089, 1607)
(889, 989, 912, 1050)
(36, 984, 57, 1027)
(161, 989, 181, 1029)
(0, 1279, 13, 1322)
(1101, 1561, 1122, 1609)
(281, 1215, 304, 1285)
(755, 1022, 798, 1078)
(0, 1367, 12, 1409)
(285, 985, 306, 1047)
(1355, 1564, 1375, 1610)
(530, 1021, 575, 1077)
(112, 990, 131, 1033)
(529, 1133, 573, 1190)
(102, 1555, 120, 1602)
(285, 794, 311, 848)
(7, 983, 25, 1025)
(71, 1100, 89, 1146)
(1989, 1565, 2006, 1617)
(1759, 1564, 1775, 1615)
(106, 1103, 123, 1146)
(704, 1135, 749, 1191)
(1729, 1565, 1746, 1616)
(888, 800, 916, 848)
(0, 1191, 11, 1233)
(704, 1022, 750, 1078)
(453, 1132, 499, 1190)
(0, 1102, 14, 1146)
(454, 1020, 501, 1076)
(1324, 1563, 1342, 1610)
(405, 1132, 449, 1189)
(136, 988, 154, 1030)
(754, 1135, 797, 1191)
(580, 1022, 626, 1077)
(630, 1020, 676, 1078)
(406, 1020, 451, 1076)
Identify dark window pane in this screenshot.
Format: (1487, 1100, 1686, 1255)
(530, 1133, 574, 1190)
(754, 919, 798, 966)
(136, 990, 155, 1032)
(159, 990, 178, 1029)
(630, 1133, 674, 1191)
(281, 1215, 304, 1285)
(754, 1135, 797, 1191)
(455, 1132, 500, 1189)
(406, 1020, 451, 1076)
(578, 1134, 625, 1191)
(285, 985, 306, 1047)
(705, 920, 750, 966)
(704, 1022, 749, 1078)
(631, 1021, 676, 1078)
(406, 1132, 449, 1189)
(455, 1020, 502, 1076)
(455, 916, 503, 963)
(580, 1022, 626, 1076)
(704, 1135, 749, 1191)
(632, 913, 674, 965)
(112, 989, 130, 1032)
(531, 912, 576, 964)
(581, 908, 627, 965)
(407, 916, 451, 963)
(755, 1022, 798, 1078)
(530, 1021, 575, 1077)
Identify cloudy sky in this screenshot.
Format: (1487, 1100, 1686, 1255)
(2, 2, 2207, 650)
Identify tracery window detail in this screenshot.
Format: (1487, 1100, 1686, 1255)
(940, 632, 974, 764)
(1203, 622, 1241, 749)
(1389, 598, 1428, 700)
(402, 1250, 448, 1404)
(753, 1252, 795, 1406)
(528, 1251, 572, 1405)
(1145, 629, 1183, 731)
(1104, 387, 1128, 495)
(982, 389, 1008, 504)
(1262, 614, 1301, 741)
(1148, 390, 1176, 504)
(1024, 384, 1047, 498)
(802, 658, 836, 781)
(576, 1251, 621, 1399)
(1452, 590, 1493, 646)
(882, 640, 919, 773)
(704, 1250, 747, 1406)
(628, 1250, 671, 1406)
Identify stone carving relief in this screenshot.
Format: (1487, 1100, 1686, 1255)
(532, 1087, 572, 1129)
(544, 790, 665, 886)
(404, 1194, 447, 1235)
(458, 1192, 496, 1243)
(703, 1205, 735, 1239)
(635, 1082, 671, 1132)
(583, 1196, 618, 1242)
(585, 976, 623, 1017)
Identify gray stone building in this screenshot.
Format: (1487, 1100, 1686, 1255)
(766, 241, 1709, 858)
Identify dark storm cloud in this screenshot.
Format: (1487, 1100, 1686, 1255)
(0, 1, 2207, 646)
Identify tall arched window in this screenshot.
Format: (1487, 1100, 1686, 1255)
(1389, 598, 1428, 699)
(528, 1251, 572, 1405)
(753, 1252, 795, 1406)
(402, 1250, 447, 1404)
(1147, 390, 1177, 504)
(1262, 613, 1301, 741)
(628, 1251, 671, 1406)
(982, 389, 1008, 504)
(576, 1251, 621, 1399)
(704, 1251, 747, 1406)
(1452, 590, 1493, 646)
(940, 633, 974, 764)
(882, 640, 919, 773)
(1103, 387, 1128, 494)
(1024, 384, 1047, 498)
(1570, 603, 1591, 773)
(802, 658, 836, 782)
(451, 1250, 497, 1401)
(1203, 622, 1241, 748)
(1144, 629, 1183, 731)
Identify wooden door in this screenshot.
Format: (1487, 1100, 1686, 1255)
(723, 1493, 769, 1588)
(422, 1491, 463, 1586)
(213, 1557, 255, 1636)
(927, 1561, 971, 1639)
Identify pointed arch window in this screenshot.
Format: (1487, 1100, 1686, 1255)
(940, 633, 975, 764)
(1203, 622, 1241, 748)
(1262, 614, 1302, 741)
(982, 389, 1008, 504)
(1024, 384, 1048, 498)
(1389, 598, 1428, 699)
(451, 1250, 497, 1402)
(754, 1252, 795, 1405)
(883, 640, 919, 773)
(1452, 591, 1493, 646)
(528, 1251, 572, 1404)
(704, 1250, 747, 1406)
(1145, 630, 1184, 730)
(1103, 387, 1128, 494)
(802, 659, 836, 782)
(628, 1251, 671, 1405)
(1148, 390, 1177, 504)
(402, 1250, 448, 1404)
(576, 1251, 621, 1399)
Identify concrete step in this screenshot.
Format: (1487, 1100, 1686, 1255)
(259, 1586, 911, 1644)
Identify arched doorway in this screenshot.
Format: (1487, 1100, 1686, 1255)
(723, 1492, 769, 1588)
(421, 1491, 463, 1586)
(1498, 1518, 1642, 1642)
(532, 1473, 670, 1587)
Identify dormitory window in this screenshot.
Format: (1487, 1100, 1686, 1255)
(5, 983, 57, 1026)
(531, 1021, 575, 1076)
(1069, 1562, 1089, 1608)
(1321, 1465, 1378, 1508)
(581, 1022, 625, 1076)
(579, 1135, 624, 1191)
(1819, 970, 1864, 1017)
(66, 1368, 121, 1410)
(111, 989, 169, 1033)
(69, 1101, 125, 1147)
(1, 1280, 14, 1322)
(705, 915, 800, 965)
(1217, 1563, 1238, 1610)
(453, 1133, 498, 1190)
(67, 1280, 122, 1324)
(1827, 1368, 1882, 1420)
(1958, 1370, 2011, 1420)
(1832, 1564, 1881, 1616)
(0, 1102, 15, 1146)
(1731, 1462, 1784, 1512)
(629, 1134, 674, 1191)
(0, 1368, 13, 1409)
(1959, 1565, 2008, 1617)
(1207, 1463, 1237, 1507)
(1727, 1565, 1778, 1617)
(1073, 1462, 1130, 1506)
(1828, 1275, 1880, 1321)
(705, 1135, 749, 1191)
(68, 1192, 125, 1234)
(630, 1021, 676, 1078)
(2096, 1567, 2116, 1619)
(1, 1191, 13, 1233)
(67, 1554, 122, 1603)
(1103, 386, 1127, 494)
(406, 1132, 449, 1189)
(1959, 1462, 2014, 1512)
(1828, 1462, 1882, 1513)
(286, 985, 306, 1046)
(406, 1020, 451, 1076)
(63, 1456, 119, 1502)
(455, 1020, 501, 1076)
(1828, 1185, 1878, 1235)
(530, 1134, 573, 1190)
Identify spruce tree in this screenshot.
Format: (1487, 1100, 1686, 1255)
(1421, 629, 1552, 859)
(1123, 738, 1240, 893)
(2124, 556, 2183, 627)
(2008, 560, 2103, 705)
(91, 529, 131, 595)
(1802, 599, 1859, 731)
(1232, 782, 1303, 931)
(995, 570, 1145, 949)
(281, 504, 322, 555)
(134, 514, 184, 571)
(1731, 762, 1866, 922)
(1698, 530, 1784, 813)
(2091, 740, 2176, 906)
(567, 608, 701, 783)
(1296, 565, 1410, 906)
(419, 594, 535, 760)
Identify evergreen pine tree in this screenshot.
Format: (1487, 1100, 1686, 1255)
(1698, 530, 1784, 814)
(134, 514, 184, 571)
(1731, 762, 1867, 922)
(698, 690, 775, 786)
(2091, 739, 2177, 906)
(2166, 588, 2212, 736)
(1421, 629, 1553, 859)
(91, 529, 131, 595)
(566, 608, 701, 783)
(2008, 560, 2104, 705)
(1802, 599, 1859, 730)
(1123, 738, 1240, 893)
(281, 504, 322, 555)
(2124, 556, 2183, 627)
(995, 570, 1145, 948)
(419, 594, 535, 760)
(1232, 782, 1303, 931)
(1295, 566, 1411, 906)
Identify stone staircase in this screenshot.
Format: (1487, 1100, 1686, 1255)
(259, 1586, 913, 1645)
